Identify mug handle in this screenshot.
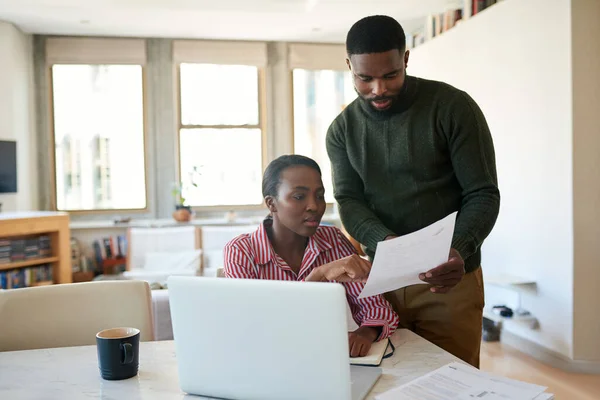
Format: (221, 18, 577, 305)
(121, 343, 134, 364)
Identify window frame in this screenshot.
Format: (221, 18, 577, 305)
(174, 63, 268, 211)
(47, 63, 150, 215)
(290, 67, 354, 206)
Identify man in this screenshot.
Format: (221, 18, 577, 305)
(326, 15, 500, 368)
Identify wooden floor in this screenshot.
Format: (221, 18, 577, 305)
(480, 341, 600, 399)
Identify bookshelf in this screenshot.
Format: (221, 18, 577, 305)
(407, 0, 504, 49)
(0, 212, 72, 288)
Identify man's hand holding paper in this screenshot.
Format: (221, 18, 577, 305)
(419, 248, 465, 293)
(358, 212, 460, 299)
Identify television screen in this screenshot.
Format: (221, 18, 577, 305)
(0, 140, 17, 193)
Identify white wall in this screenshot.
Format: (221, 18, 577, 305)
(571, 0, 600, 362)
(0, 21, 37, 212)
(409, 0, 575, 358)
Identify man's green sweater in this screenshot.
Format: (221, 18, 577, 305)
(326, 75, 500, 273)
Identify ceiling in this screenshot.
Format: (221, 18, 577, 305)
(0, 0, 452, 43)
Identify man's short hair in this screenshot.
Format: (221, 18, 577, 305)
(346, 15, 406, 56)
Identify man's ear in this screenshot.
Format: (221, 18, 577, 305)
(346, 57, 351, 71)
(265, 196, 277, 214)
(404, 49, 410, 69)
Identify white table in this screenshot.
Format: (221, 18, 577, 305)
(0, 329, 460, 399)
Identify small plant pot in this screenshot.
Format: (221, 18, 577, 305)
(173, 205, 193, 222)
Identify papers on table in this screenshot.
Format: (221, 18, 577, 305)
(375, 362, 554, 400)
(359, 212, 457, 299)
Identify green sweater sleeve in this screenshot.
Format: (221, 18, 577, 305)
(445, 91, 501, 260)
(326, 120, 395, 252)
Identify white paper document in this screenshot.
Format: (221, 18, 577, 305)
(533, 394, 555, 400)
(359, 212, 457, 299)
(375, 362, 550, 400)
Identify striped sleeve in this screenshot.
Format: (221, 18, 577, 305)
(223, 236, 257, 279)
(344, 282, 400, 340)
(335, 229, 400, 340)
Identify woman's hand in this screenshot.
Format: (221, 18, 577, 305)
(348, 326, 379, 357)
(306, 254, 371, 283)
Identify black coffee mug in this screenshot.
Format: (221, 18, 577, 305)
(96, 327, 140, 380)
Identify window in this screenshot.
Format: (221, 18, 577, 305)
(178, 63, 264, 207)
(293, 69, 357, 203)
(51, 64, 147, 211)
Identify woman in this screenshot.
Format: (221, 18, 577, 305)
(224, 155, 399, 357)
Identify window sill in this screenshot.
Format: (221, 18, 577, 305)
(69, 213, 342, 230)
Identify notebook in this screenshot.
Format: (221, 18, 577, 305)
(346, 302, 394, 367)
(350, 337, 393, 366)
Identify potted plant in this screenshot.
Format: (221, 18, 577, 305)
(171, 167, 201, 222)
(171, 182, 193, 222)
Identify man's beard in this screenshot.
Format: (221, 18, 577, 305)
(355, 89, 399, 113)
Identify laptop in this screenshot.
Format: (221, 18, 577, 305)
(167, 276, 382, 400)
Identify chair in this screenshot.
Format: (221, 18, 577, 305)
(123, 226, 203, 283)
(341, 225, 367, 257)
(0, 280, 154, 352)
(200, 224, 259, 276)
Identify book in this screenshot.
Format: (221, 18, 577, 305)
(350, 338, 392, 367)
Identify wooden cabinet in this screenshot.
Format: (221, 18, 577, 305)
(0, 212, 72, 287)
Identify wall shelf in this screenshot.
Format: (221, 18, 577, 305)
(483, 309, 539, 330)
(484, 274, 539, 330)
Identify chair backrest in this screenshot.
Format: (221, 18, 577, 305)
(0, 280, 154, 352)
(127, 226, 202, 275)
(200, 225, 259, 275)
(340, 225, 366, 257)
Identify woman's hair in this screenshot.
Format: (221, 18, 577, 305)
(262, 154, 322, 198)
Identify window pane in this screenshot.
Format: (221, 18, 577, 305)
(179, 128, 263, 207)
(180, 64, 259, 126)
(293, 69, 357, 203)
(52, 65, 147, 211)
